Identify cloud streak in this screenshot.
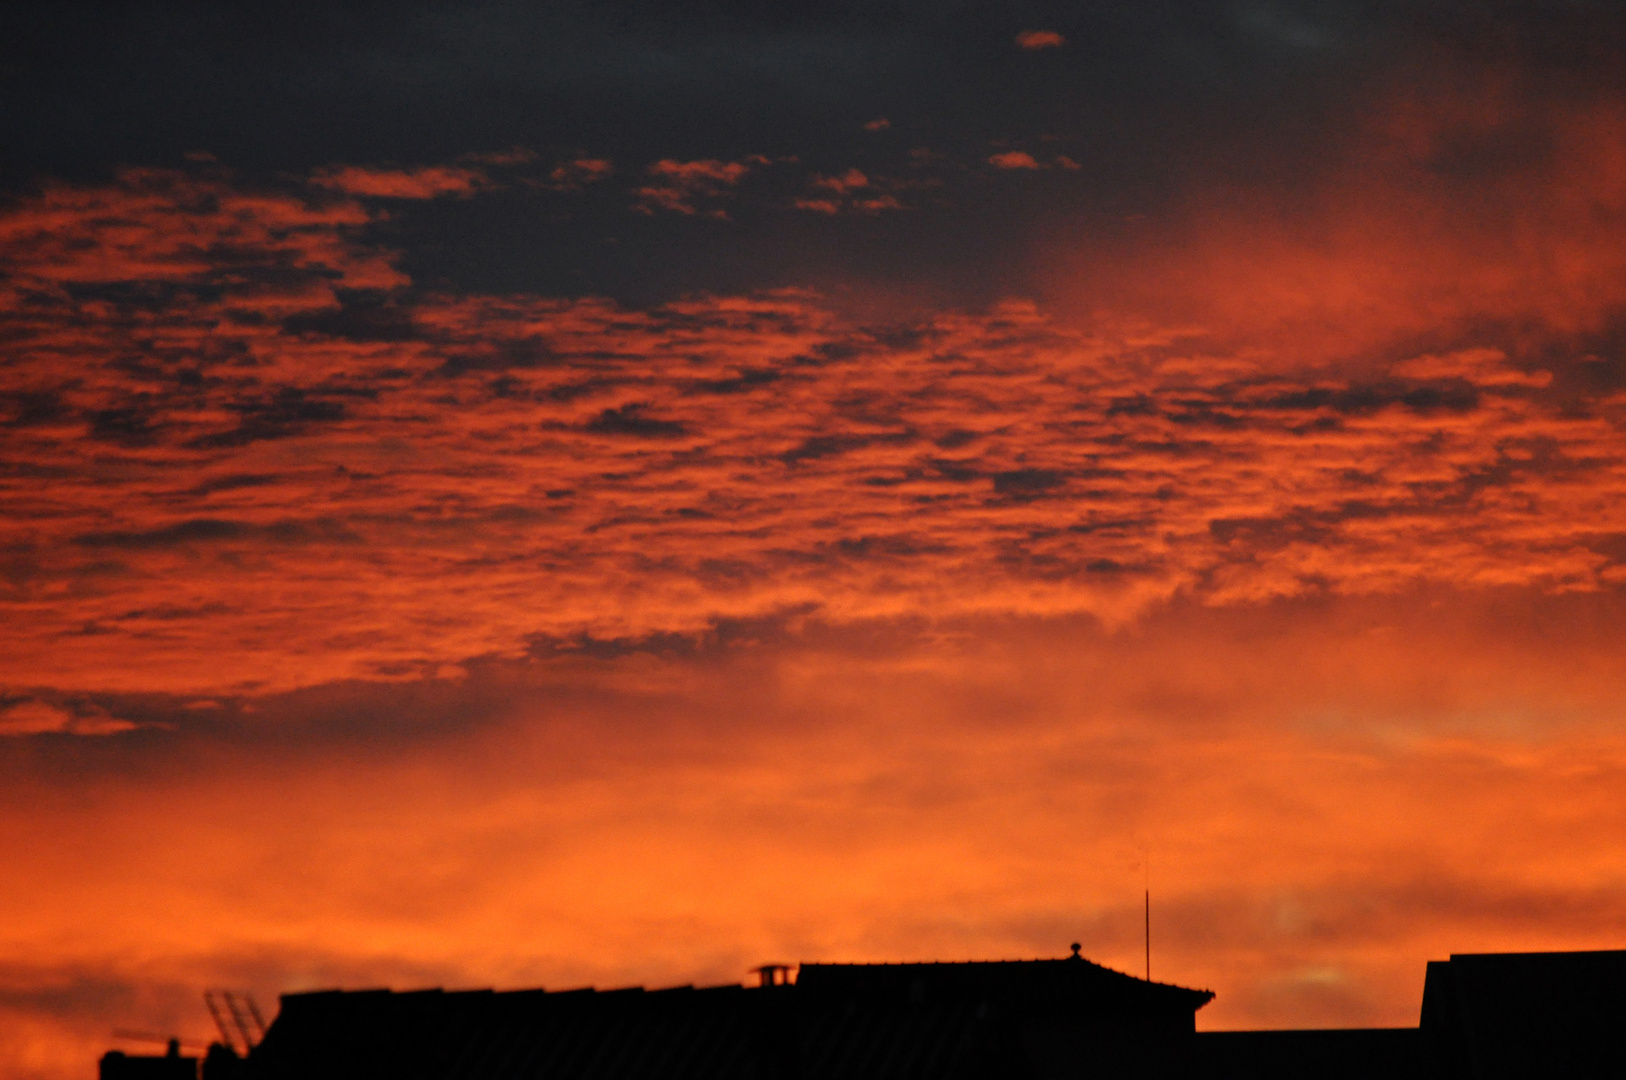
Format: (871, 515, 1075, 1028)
(1015, 30, 1066, 51)
(310, 165, 488, 199)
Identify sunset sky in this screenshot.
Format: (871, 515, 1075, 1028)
(6, 2, 1626, 1076)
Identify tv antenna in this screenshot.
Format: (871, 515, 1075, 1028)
(204, 990, 267, 1056)
(1142, 846, 1150, 982)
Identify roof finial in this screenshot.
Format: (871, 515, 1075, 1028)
(1069, 943, 1082, 960)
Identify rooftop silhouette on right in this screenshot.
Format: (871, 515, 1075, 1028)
(1201, 948, 1626, 1080)
(1418, 950, 1626, 1079)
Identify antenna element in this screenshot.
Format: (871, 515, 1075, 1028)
(1144, 889, 1151, 982)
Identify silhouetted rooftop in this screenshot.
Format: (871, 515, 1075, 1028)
(237, 953, 1216, 1080)
(797, 957, 1214, 1012)
(170, 947, 1626, 1080)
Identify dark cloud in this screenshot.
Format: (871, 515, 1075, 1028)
(1, 390, 68, 427)
(780, 433, 892, 464)
(202, 390, 350, 447)
(283, 294, 420, 343)
(585, 403, 690, 438)
(89, 403, 162, 446)
(685, 368, 783, 394)
(186, 473, 283, 496)
(993, 468, 1066, 496)
(0, 970, 141, 1016)
(72, 518, 359, 551)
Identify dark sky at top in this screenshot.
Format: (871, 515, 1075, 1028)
(12, 1, 1600, 304)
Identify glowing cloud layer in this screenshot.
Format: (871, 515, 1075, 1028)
(4, 168, 1626, 694)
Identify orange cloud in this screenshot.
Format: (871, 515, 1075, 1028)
(988, 151, 1041, 169)
(635, 158, 753, 215)
(546, 156, 614, 189)
(799, 170, 906, 214)
(310, 164, 487, 199)
(0, 700, 138, 736)
(812, 168, 869, 193)
(1016, 30, 1066, 50)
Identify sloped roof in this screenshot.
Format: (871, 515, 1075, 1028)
(796, 957, 1214, 1013)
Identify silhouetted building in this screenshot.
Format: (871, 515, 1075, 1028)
(1419, 950, 1626, 1079)
(100, 1040, 197, 1080)
(1190, 949, 1626, 1080)
(236, 949, 1212, 1080)
(105, 947, 1626, 1080)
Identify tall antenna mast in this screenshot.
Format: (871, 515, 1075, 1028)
(1144, 888, 1150, 982)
